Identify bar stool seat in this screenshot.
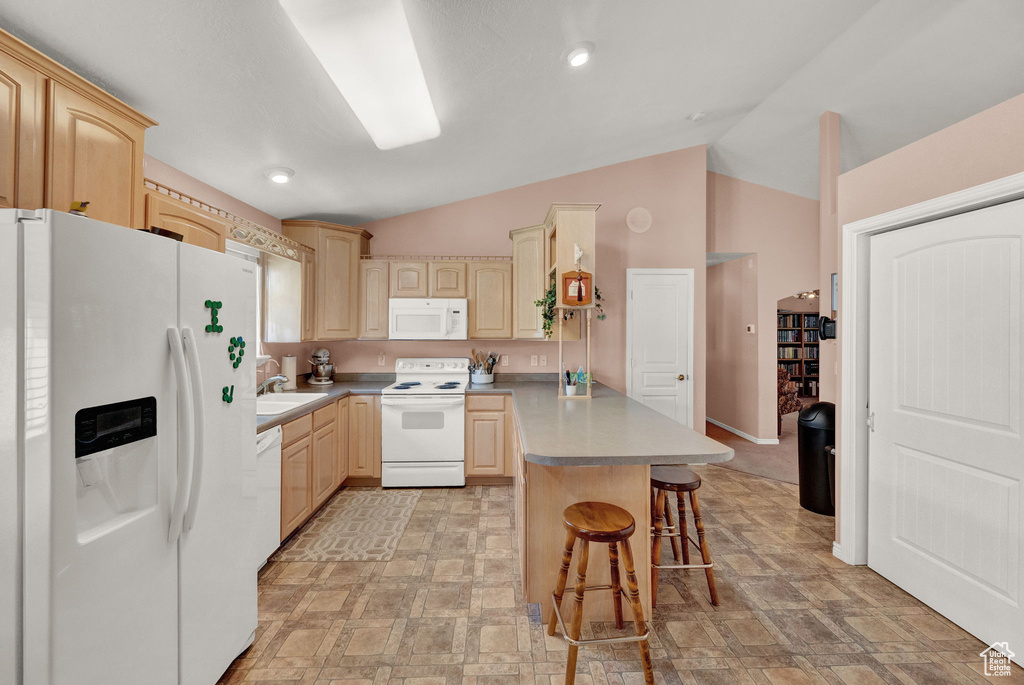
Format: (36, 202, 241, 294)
(650, 466, 719, 607)
(549, 502, 653, 685)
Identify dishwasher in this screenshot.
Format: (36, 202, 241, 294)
(254, 426, 282, 569)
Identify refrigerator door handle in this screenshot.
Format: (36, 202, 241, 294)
(182, 327, 206, 533)
(167, 327, 195, 543)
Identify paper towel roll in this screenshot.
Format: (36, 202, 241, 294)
(281, 355, 298, 391)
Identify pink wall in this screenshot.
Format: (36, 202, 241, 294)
(267, 146, 710, 427)
(706, 257, 759, 434)
(832, 92, 1024, 546)
(818, 113, 841, 403)
(143, 155, 283, 232)
(706, 173, 819, 439)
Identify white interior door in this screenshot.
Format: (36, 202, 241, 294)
(627, 269, 693, 427)
(868, 198, 1023, 657)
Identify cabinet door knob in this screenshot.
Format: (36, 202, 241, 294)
(678, 374, 687, 381)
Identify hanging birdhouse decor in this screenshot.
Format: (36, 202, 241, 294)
(561, 270, 593, 306)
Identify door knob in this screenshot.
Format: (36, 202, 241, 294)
(678, 374, 687, 381)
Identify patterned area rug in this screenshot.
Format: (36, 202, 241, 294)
(271, 487, 421, 562)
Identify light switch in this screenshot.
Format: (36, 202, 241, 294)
(746, 324, 755, 334)
(377, 350, 386, 366)
(530, 355, 538, 366)
(501, 355, 509, 367)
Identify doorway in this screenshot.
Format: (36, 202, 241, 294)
(841, 173, 1024, 660)
(625, 268, 694, 428)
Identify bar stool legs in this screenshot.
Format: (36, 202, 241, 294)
(651, 466, 719, 608)
(548, 502, 654, 685)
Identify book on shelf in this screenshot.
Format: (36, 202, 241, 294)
(777, 330, 801, 342)
(778, 347, 802, 359)
(804, 330, 819, 343)
(803, 314, 819, 329)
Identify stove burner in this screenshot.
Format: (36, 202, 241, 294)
(402, 381, 421, 386)
(436, 383, 460, 389)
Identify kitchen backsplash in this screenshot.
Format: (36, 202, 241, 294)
(261, 339, 587, 376)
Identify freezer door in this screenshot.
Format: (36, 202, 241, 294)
(0, 212, 22, 685)
(29, 212, 180, 685)
(177, 242, 258, 685)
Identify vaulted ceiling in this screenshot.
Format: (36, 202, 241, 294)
(1, 0, 1022, 223)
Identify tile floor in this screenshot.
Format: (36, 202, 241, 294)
(220, 465, 1018, 685)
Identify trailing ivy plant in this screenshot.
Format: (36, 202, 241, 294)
(534, 282, 606, 339)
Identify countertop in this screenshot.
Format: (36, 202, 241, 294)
(257, 378, 733, 467)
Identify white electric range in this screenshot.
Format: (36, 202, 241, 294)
(380, 358, 470, 487)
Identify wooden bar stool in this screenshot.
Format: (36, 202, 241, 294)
(548, 501, 654, 685)
(650, 466, 719, 607)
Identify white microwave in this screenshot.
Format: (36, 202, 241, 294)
(388, 298, 468, 340)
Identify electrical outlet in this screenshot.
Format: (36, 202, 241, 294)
(377, 350, 386, 366)
(539, 355, 547, 366)
(746, 324, 756, 334)
(501, 355, 509, 367)
(530, 355, 538, 367)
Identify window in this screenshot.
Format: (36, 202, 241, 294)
(224, 240, 264, 353)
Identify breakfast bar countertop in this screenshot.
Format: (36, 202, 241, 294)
(258, 376, 732, 467)
(469, 381, 734, 467)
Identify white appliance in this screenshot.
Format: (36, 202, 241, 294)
(254, 426, 283, 568)
(388, 298, 468, 340)
(381, 358, 470, 487)
(0, 210, 258, 685)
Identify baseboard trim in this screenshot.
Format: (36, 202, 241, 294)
(706, 418, 780, 445)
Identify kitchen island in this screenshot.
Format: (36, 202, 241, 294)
(258, 376, 732, 622)
(472, 381, 732, 622)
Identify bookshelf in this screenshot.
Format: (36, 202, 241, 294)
(777, 310, 820, 398)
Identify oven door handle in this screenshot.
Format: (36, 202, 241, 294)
(381, 396, 465, 408)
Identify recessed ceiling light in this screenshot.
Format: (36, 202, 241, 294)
(279, 0, 440, 151)
(687, 111, 706, 122)
(266, 167, 295, 184)
(565, 42, 594, 67)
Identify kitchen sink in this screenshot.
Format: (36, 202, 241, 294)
(256, 393, 330, 416)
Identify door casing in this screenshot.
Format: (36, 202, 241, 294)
(838, 171, 1024, 565)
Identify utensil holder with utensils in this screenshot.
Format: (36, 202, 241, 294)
(471, 372, 494, 384)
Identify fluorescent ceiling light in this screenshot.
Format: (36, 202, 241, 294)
(279, 0, 440, 150)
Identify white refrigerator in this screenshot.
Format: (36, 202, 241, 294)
(0, 209, 258, 685)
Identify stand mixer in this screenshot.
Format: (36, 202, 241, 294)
(308, 348, 334, 385)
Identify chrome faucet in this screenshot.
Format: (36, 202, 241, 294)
(257, 375, 288, 396)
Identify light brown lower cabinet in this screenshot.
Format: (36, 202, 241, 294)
(348, 394, 382, 478)
(465, 394, 511, 476)
(337, 397, 350, 484)
(281, 432, 313, 542)
(311, 404, 338, 510)
(279, 398, 353, 542)
(511, 408, 527, 594)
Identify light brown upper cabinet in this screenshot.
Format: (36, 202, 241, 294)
(468, 261, 513, 339)
(359, 259, 389, 339)
(429, 261, 467, 298)
(283, 220, 372, 341)
(509, 225, 547, 339)
(144, 191, 229, 252)
(0, 48, 45, 210)
(299, 247, 316, 341)
(0, 29, 155, 226)
(389, 260, 429, 298)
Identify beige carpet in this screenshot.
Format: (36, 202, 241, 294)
(272, 487, 421, 562)
(705, 407, 803, 484)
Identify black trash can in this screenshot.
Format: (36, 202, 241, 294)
(797, 402, 836, 516)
